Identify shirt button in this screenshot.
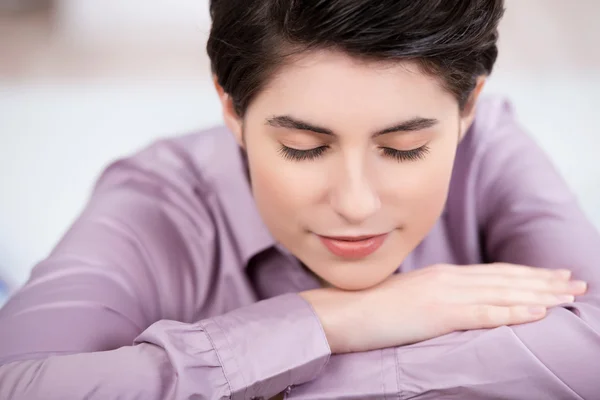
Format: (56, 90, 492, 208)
(285, 385, 294, 394)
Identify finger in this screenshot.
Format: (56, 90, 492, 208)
(457, 274, 588, 295)
(460, 263, 572, 280)
(452, 305, 547, 330)
(452, 288, 575, 307)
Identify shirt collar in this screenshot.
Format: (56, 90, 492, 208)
(200, 129, 277, 267)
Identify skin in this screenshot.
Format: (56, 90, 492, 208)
(216, 50, 485, 290)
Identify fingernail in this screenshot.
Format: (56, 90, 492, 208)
(556, 295, 575, 303)
(569, 281, 587, 291)
(529, 306, 546, 316)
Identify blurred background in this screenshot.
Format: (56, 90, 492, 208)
(0, 0, 599, 301)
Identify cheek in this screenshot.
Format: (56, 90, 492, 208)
(386, 140, 456, 221)
(420, 153, 456, 219)
(247, 145, 325, 227)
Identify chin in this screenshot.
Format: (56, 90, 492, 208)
(323, 269, 390, 291)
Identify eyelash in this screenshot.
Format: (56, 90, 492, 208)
(278, 145, 430, 162)
(278, 145, 329, 161)
(380, 145, 430, 162)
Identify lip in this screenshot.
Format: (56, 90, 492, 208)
(318, 233, 389, 259)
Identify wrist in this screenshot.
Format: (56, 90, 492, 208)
(300, 288, 362, 354)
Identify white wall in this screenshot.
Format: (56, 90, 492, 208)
(0, 80, 224, 286)
(55, 0, 212, 43)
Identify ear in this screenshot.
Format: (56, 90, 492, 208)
(458, 76, 486, 140)
(213, 76, 244, 147)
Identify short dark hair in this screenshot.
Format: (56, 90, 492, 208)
(207, 0, 505, 117)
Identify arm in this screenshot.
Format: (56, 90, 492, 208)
(0, 140, 329, 400)
(286, 100, 600, 400)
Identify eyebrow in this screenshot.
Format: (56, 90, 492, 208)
(265, 115, 439, 137)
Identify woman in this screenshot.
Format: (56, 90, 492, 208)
(0, 0, 598, 399)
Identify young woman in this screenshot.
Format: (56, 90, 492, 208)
(1, 1, 598, 399)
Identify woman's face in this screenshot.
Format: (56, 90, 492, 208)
(218, 50, 481, 290)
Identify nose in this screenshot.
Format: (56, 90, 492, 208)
(330, 159, 381, 224)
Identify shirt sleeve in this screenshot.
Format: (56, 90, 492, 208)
(285, 100, 600, 400)
(0, 140, 330, 400)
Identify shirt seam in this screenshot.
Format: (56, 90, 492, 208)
(296, 294, 332, 377)
(198, 319, 238, 400)
(395, 348, 403, 399)
(211, 317, 251, 400)
(510, 327, 585, 400)
(380, 349, 387, 400)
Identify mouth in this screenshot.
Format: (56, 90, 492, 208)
(317, 233, 389, 259)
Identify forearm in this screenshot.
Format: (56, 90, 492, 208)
(0, 294, 331, 400)
(0, 344, 179, 400)
(287, 302, 600, 400)
(393, 305, 598, 399)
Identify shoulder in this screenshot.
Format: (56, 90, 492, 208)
(452, 95, 539, 194)
(92, 126, 250, 207)
(449, 95, 570, 223)
(92, 126, 273, 264)
(446, 96, 527, 225)
(457, 95, 522, 159)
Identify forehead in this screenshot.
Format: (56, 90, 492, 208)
(251, 50, 457, 119)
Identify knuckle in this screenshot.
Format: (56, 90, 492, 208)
(498, 276, 516, 287)
(540, 280, 559, 292)
(442, 308, 461, 331)
(430, 264, 456, 282)
(436, 305, 460, 329)
(473, 305, 496, 325)
(531, 278, 552, 292)
(542, 293, 558, 304)
(434, 271, 450, 284)
(515, 291, 537, 304)
(491, 262, 511, 270)
(509, 306, 526, 322)
(496, 288, 513, 301)
(434, 287, 455, 304)
(552, 280, 569, 292)
(431, 264, 451, 272)
(524, 292, 543, 304)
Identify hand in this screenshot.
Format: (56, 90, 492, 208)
(300, 263, 587, 354)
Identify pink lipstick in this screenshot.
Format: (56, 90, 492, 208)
(318, 233, 388, 259)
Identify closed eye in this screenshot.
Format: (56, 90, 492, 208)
(277, 144, 430, 162)
(278, 145, 329, 161)
(380, 145, 430, 162)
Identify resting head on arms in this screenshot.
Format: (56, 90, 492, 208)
(0, 1, 597, 399)
(206, 0, 589, 354)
